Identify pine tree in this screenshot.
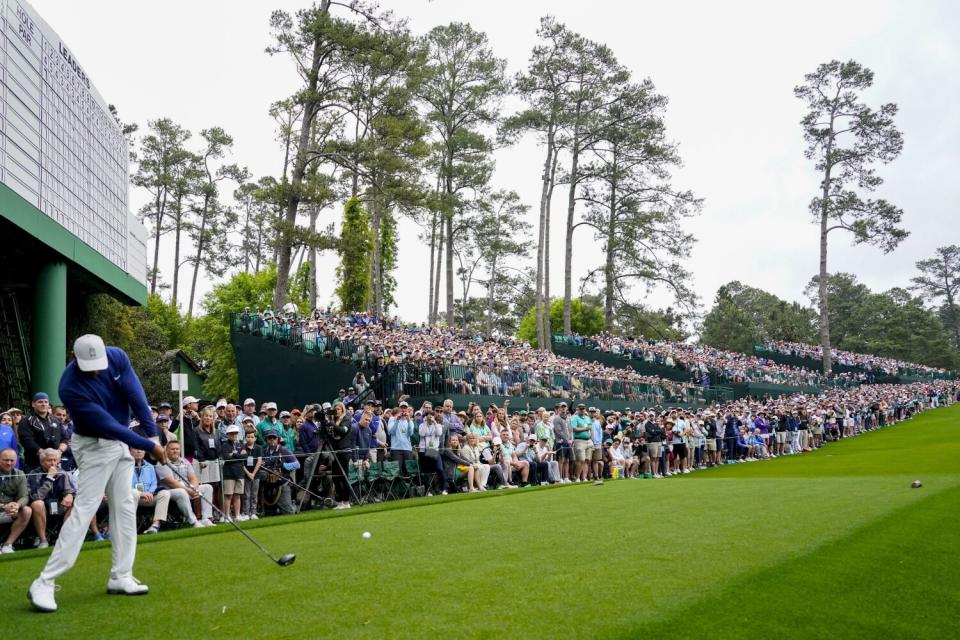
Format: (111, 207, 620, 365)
(335, 197, 372, 312)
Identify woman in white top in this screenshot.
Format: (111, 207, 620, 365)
(460, 433, 489, 491)
(417, 414, 443, 495)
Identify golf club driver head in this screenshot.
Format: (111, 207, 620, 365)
(277, 553, 297, 566)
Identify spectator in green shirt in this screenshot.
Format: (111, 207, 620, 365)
(571, 404, 594, 482)
(255, 402, 280, 445)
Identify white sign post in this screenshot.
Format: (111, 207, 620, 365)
(171, 373, 188, 442)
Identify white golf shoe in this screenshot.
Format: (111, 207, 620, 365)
(28, 578, 58, 612)
(106, 575, 149, 595)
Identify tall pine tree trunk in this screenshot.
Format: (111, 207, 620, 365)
(486, 253, 497, 337)
(308, 207, 319, 309)
(534, 125, 555, 349)
(603, 144, 618, 329)
(443, 146, 456, 326)
(150, 190, 167, 294)
(255, 225, 263, 273)
(432, 231, 443, 325)
(274, 2, 329, 310)
(427, 209, 437, 324)
(243, 201, 252, 274)
(945, 283, 960, 349)
(171, 211, 182, 307)
(540, 148, 558, 352)
(188, 197, 210, 318)
(563, 131, 581, 335)
(445, 211, 454, 326)
(818, 129, 835, 375)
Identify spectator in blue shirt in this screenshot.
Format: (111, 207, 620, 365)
(387, 402, 416, 477)
(0, 412, 17, 467)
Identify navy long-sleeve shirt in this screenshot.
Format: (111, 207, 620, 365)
(299, 420, 320, 454)
(58, 347, 157, 452)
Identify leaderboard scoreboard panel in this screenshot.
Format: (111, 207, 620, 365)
(0, 0, 145, 284)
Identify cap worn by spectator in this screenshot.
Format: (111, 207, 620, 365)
(216, 400, 227, 409)
(266, 402, 278, 411)
(527, 434, 536, 441)
(244, 398, 256, 406)
(156, 415, 170, 423)
(291, 408, 301, 416)
(242, 416, 255, 424)
(492, 437, 502, 445)
(265, 429, 280, 439)
(225, 425, 241, 435)
(182, 396, 199, 406)
(279, 411, 292, 418)
(159, 402, 171, 409)
(321, 402, 332, 411)
(33, 392, 49, 402)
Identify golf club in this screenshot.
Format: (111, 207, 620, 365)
(265, 466, 331, 504)
(164, 462, 296, 567)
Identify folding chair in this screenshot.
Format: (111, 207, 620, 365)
(379, 460, 405, 501)
(362, 462, 386, 503)
(347, 463, 365, 505)
(405, 458, 427, 497)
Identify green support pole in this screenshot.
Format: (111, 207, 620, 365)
(32, 261, 68, 405)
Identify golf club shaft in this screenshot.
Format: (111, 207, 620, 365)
(266, 467, 327, 503)
(164, 461, 283, 564)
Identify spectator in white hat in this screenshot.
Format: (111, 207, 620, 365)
(180, 396, 200, 459)
(236, 398, 257, 426)
(220, 424, 245, 521)
(255, 402, 280, 445)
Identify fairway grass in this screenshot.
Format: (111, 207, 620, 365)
(3, 404, 959, 639)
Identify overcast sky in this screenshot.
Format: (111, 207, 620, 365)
(31, 0, 960, 325)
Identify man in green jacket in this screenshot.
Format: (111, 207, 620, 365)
(0, 447, 31, 553)
(255, 402, 280, 445)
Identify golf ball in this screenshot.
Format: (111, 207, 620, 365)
(362, 531, 371, 539)
(911, 480, 922, 488)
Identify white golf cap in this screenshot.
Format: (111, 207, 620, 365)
(266, 402, 278, 410)
(243, 398, 256, 406)
(216, 400, 227, 408)
(74, 334, 108, 372)
(224, 424, 241, 434)
(182, 396, 199, 406)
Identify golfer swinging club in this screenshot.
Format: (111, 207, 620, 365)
(28, 334, 167, 613)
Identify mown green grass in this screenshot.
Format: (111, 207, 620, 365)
(3, 404, 958, 639)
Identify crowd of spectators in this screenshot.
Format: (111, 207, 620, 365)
(2, 375, 955, 553)
(758, 340, 954, 377)
(557, 332, 871, 387)
(236, 308, 725, 405)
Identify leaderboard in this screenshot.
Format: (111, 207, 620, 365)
(0, 0, 135, 277)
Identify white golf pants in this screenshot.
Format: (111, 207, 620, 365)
(40, 434, 137, 582)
